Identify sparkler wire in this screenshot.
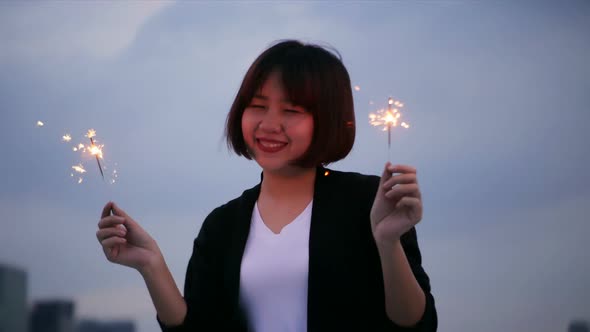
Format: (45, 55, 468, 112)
(89, 137, 105, 181)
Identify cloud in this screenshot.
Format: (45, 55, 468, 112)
(0, 1, 173, 62)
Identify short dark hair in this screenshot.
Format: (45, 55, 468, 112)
(225, 40, 355, 167)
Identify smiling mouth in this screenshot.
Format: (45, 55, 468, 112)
(256, 138, 287, 153)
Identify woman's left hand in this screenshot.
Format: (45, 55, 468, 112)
(370, 162, 423, 248)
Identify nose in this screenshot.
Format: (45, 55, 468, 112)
(257, 108, 283, 133)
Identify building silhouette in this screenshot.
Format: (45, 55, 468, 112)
(0, 264, 28, 332)
(1, 262, 137, 332)
(30, 300, 75, 332)
(569, 320, 590, 332)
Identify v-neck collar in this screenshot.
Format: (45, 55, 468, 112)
(254, 199, 313, 236)
(223, 166, 335, 331)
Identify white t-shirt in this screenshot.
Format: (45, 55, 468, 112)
(239, 200, 312, 332)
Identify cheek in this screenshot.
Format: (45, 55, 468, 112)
(297, 117, 314, 147)
(241, 113, 255, 143)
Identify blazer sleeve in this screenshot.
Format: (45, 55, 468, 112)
(383, 227, 438, 331)
(363, 174, 437, 331)
(157, 207, 227, 331)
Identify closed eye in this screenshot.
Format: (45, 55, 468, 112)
(284, 105, 307, 113)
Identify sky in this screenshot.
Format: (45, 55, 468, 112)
(1, 1, 589, 331)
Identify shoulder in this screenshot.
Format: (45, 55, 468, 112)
(322, 167, 380, 195)
(198, 183, 260, 237)
(316, 167, 380, 214)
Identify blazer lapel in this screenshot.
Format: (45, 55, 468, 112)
(307, 166, 339, 331)
(307, 167, 367, 331)
(224, 183, 260, 328)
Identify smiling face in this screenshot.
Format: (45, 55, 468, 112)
(241, 71, 314, 175)
(226, 41, 355, 167)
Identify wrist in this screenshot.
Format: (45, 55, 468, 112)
(375, 238, 402, 257)
(372, 227, 401, 249)
(138, 251, 166, 279)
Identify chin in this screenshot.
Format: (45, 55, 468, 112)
(257, 160, 312, 177)
(256, 160, 292, 173)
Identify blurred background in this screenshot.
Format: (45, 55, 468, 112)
(1, 1, 589, 331)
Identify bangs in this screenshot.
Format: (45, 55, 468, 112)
(276, 53, 321, 111)
(253, 45, 338, 112)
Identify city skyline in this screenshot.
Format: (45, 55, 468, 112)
(1, 263, 136, 332)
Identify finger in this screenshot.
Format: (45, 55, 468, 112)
(106, 246, 119, 260)
(111, 202, 130, 219)
(96, 227, 127, 242)
(387, 164, 417, 175)
(101, 201, 114, 218)
(379, 162, 394, 189)
(100, 236, 127, 250)
(384, 183, 421, 200)
(396, 196, 423, 222)
(97, 215, 125, 229)
(382, 173, 417, 189)
(111, 203, 136, 230)
(101, 237, 127, 261)
(103, 242, 123, 262)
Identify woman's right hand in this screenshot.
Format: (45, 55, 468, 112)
(96, 201, 162, 273)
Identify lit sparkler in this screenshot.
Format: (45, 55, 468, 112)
(85, 129, 105, 181)
(368, 97, 410, 161)
(69, 130, 114, 184)
(36, 121, 117, 184)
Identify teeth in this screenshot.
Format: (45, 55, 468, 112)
(259, 140, 285, 148)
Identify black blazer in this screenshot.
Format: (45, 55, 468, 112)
(159, 167, 437, 331)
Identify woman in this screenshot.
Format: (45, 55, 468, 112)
(96, 40, 437, 331)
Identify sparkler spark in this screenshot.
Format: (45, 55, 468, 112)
(72, 143, 84, 152)
(62, 134, 72, 142)
(110, 169, 118, 184)
(368, 97, 410, 161)
(36, 121, 44, 127)
(72, 164, 86, 173)
(89, 144, 103, 159)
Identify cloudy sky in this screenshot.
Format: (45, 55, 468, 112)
(1, 1, 589, 331)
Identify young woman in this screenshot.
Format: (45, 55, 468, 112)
(96, 40, 437, 331)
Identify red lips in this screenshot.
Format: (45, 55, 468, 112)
(256, 138, 287, 153)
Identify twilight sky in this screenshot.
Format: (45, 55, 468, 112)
(1, 1, 589, 331)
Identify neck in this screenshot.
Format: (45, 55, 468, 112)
(260, 167, 316, 202)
